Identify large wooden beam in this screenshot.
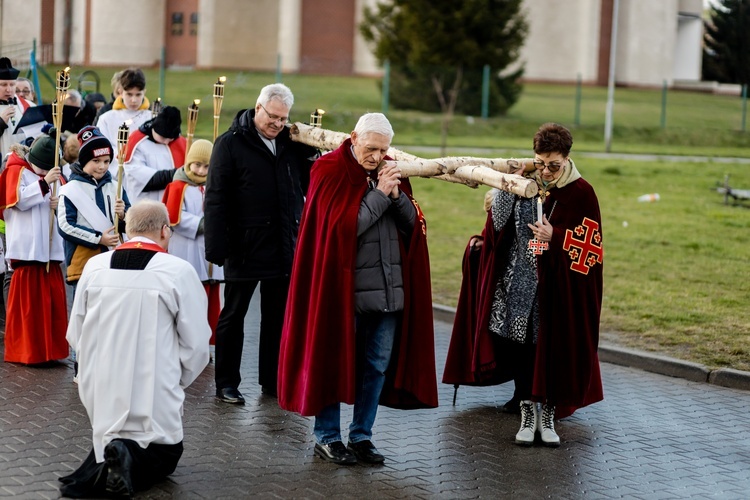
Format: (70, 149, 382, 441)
(289, 122, 538, 198)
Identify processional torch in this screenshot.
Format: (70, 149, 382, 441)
(185, 99, 200, 154)
(113, 123, 130, 244)
(212, 76, 226, 142)
(48, 67, 70, 272)
(207, 77, 226, 279)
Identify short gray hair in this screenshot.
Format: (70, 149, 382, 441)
(256, 83, 294, 109)
(353, 113, 394, 141)
(66, 89, 83, 107)
(125, 200, 169, 238)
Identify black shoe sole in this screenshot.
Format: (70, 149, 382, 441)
(314, 445, 357, 465)
(104, 442, 134, 498)
(215, 396, 245, 405)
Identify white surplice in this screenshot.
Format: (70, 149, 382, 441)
(66, 237, 211, 462)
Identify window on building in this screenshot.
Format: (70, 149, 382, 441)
(190, 13, 199, 36)
(171, 12, 184, 36)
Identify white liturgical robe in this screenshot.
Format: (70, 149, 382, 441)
(66, 237, 210, 462)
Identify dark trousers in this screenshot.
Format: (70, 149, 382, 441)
(59, 439, 182, 498)
(214, 277, 290, 391)
(503, 336, 537, 401)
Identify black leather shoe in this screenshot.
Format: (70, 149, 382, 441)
(347, 440, 385, 464)
(216, 387, 245, 405)
(314, 441, 357, 465)
(104, 440, 134, 498)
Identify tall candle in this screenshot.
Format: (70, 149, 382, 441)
(537, 197, 543, 224)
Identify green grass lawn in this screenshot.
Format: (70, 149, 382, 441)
(54, 66, 750, 371)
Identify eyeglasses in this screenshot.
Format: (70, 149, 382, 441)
(163, 224, 174, 235)
(533, 159, 565, 173)
(15, 89, 31, 96)
(259, 103, 289, 125)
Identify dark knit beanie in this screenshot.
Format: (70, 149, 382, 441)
(0, 57, 19, 80)
(77, 125, 113, 167)
(152, 106, 182, 139)
(85, 92, 107, 105)
(27, 128, 61, 171)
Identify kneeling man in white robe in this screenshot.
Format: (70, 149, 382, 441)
(60, 200, 211, 498)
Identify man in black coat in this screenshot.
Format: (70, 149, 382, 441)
(205, 83, 317, 404)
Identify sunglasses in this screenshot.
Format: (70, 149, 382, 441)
(533, 159, 565, 173)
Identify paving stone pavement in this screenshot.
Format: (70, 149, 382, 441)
(1, 294, 749, 499)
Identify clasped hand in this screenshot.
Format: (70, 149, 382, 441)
(376, 163, 401, 199)
(527, 214, 552, 242)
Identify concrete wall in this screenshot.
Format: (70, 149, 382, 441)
(0, 0, 42, 45)
(520, 0, 602, 83)
(197, 0, 280, 71)
(616, 0, 677, 86)
(277, 0, 302, 73)
(73, 0, 166, 66)
(353, 0, 380, 75)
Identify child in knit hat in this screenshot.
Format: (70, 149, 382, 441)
(123, 105, 186, 203)
(0, 128, 68, 364)
(58, 125, 131, 296)
(162, 138, 223, 346)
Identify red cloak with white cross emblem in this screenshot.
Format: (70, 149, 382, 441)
(443, 176, 603, 419)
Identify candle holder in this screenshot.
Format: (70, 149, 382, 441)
(151, 97, 163, 118)
(310, 108, 326, 128)
(212, 76, 226, 141)
(114, 123, 130, 243)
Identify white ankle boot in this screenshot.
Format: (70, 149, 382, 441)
(515, 400, 538, 446)
(537, 403, 560, 447)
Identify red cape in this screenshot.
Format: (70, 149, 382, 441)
(278, 139, 438, 417)
(0, 152, 66, 216)
(123, 129, 186, 168)
(162, 180, 188, 225)
(443, 178, 604, 419)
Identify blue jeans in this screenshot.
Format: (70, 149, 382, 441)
(314, 312, 398, 445)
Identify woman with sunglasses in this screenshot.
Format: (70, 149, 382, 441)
(444, 123, 604, 447)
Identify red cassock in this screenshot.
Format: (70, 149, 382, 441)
(443, 177, 604, 419)
(278, 139, 438, 417)
(0, 153, 68, 364)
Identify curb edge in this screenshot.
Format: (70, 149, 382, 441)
(433, 304, 750, 392)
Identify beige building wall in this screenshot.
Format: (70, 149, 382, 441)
(0, 0, 42, 46)
(277, 0, 301, 72)
(55, 0, 86, 64)
(616, 0, 677, 86)
(520, 0, 602, 83)
(86, 0, 165, 66)
(353, 0, 380, 75)
(198, 0, 280, 71)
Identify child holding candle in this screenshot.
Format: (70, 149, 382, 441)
(0, 130, 68, 364)
(57, 126, 130, 297)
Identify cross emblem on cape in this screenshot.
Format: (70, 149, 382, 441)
(528, 238, 548, 255)
(562, 217, 603, 275)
